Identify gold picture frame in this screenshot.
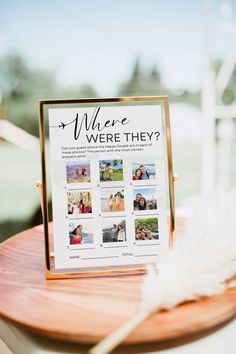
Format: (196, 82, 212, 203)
(38, 96, 175, 279)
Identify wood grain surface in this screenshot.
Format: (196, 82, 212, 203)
(0, 220, 236, 344)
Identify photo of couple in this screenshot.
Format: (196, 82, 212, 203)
(69, 222, 93, 245)
(101, 189, 125, 212)
(67, 191, 92, 215)
(102, 219, 126, 243)
(132, 162, 156, 181)
(133, 188, 157, 211)
(66, 161, 91, 183)
(99, 159, 123, 182)
(135, 218, 159, 241)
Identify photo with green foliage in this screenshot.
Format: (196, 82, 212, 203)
(99, 159, 123, 182)
(135, 217, 159, 240)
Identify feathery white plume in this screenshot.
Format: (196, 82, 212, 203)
(142, 190, 236, 313)
(89, 190, 236, 354)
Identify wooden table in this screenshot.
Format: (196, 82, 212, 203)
(0, 220, 236, 352)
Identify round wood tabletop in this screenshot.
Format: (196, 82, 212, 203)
(0, 220, 236, 345)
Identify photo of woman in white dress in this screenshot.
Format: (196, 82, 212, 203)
(117, 224, 126, 242)
(108, 194, 114, 212)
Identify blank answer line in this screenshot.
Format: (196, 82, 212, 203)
(133, 213, 160, 217)
(82, 256, 119, 260)
(68, 217, 94, 220)
(136, 243, 160, 247)
(134, 254, 158, 257)
(70, 247, 95, 251)
(100, 185, 126, 189)
(133, 183, 158, 187)
(101, 214, 126, 219)
(67, 187, 93, 191)
(104, 245, 128, 249)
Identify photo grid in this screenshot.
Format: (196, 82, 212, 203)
(131, 162, 159, 243)
(65, 159, 160, 250)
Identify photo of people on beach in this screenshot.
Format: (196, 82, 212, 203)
(133, 188, 157, 211)
(132, 162, 156, 181)
(102, 218, 126, 243)
(135, 217, 159, 241)
(100, 188, 125, 212)
(99, 159, 123, 182)
(69, 221, 93, 245)
(67, 191, 92, 215)
(66, 161, 91, 183)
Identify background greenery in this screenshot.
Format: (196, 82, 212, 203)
(135, 218, 158, 232)
(0, 53, 236, 242)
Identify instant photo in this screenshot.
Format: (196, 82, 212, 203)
(135, 217, 159, 241)
(102, 218, 127, 243)
(67, 190, 92, 215)
(66, 161, 91, 183)
(99, 159, 123, 182)
(133, 187, 157, 211)
(69, 220, 94, 245)
(132, 162, 156, 181)
(100, 188, 125, 213)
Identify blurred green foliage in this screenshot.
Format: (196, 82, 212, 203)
(0, 53, 98, 136)
(0, 54, 201, 139)
(0, 52, 236, 241)
(135, 218, 158, 232)
(117, 58, 201, 106)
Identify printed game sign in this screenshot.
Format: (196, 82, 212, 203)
(39, 97, 175, 278)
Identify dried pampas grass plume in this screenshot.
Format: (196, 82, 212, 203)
(89, 190, 236, 354)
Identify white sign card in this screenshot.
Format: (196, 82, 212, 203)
(40, 98, 174, 277)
